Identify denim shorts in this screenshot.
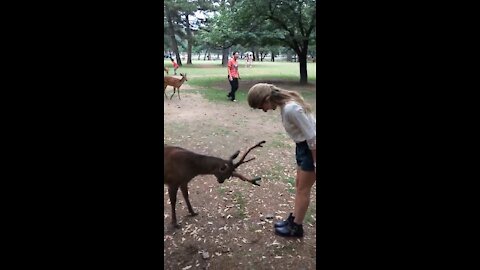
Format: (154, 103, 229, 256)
(295, 141, 315, 171)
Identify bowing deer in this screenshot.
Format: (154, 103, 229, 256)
(164, 141, 265, 228)
(164, 73, 187, 100)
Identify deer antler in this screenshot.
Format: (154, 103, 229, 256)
(232, 172, 262, 186)
(233, 140, 266, 169)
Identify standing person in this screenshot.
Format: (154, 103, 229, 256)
(247, 52, 253, 67)
(227, 51, 240, 102)
(247, 83, 316, 237)
(245, 52, 252, 68)
(170, 57, 179, 75)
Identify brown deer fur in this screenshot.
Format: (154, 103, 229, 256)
(164, 141, 265, 228)
(164, 73, 187, 100)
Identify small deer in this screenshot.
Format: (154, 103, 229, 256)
(164, 73, 187, 100)
(164, 140, 265, 228)
(164, 67, 169, 74)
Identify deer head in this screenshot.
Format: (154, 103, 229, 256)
(180, 73, 188, 81)
(214, 140, 266, 185)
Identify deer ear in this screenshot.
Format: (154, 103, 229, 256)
(230, 151, 240, 160)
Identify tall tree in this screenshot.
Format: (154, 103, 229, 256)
(175, 0, 215, 64)
(237, 0, 316, 84)
(197, 0, 247, 66)
(164, 0, 184, 66)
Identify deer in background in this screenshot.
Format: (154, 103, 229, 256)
(164, 73, 187, 100)
(164, 140, 265, 228)
(164, 67, 169, 74)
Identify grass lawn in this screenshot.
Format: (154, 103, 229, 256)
(164, 59, 316, 111)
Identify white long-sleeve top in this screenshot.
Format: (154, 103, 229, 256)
(280, 101, 316, 150)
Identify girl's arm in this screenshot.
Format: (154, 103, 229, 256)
(288, 105, 316, 171)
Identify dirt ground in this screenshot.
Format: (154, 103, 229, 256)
(164, 83, 317, 270)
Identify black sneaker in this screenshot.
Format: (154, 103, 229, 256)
(275, 222, 304, 237)
(274, 213, 294, 228)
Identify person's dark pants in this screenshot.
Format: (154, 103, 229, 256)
(227, 77, 239, 101)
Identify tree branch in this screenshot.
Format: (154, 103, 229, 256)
(306, 9, 316, 37)
(298, 2, 306, 36)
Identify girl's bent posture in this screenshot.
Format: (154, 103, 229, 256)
(247, 83, 316, 237)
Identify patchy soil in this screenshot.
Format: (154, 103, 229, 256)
(164, 84, 317, 270)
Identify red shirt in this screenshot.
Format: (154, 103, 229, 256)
(227, 57, 239, 78)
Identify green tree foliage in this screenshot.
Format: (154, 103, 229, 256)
(195, 0, 315, 83)
(164, 0, 216, 65)
(236, 0, 316, 84)
(197, 0, 247, 66)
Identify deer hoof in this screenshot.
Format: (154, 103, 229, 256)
(189, 212, 198, 216)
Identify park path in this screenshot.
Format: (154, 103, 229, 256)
(164, 91, 317, 270)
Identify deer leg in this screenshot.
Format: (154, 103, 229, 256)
(168, 185, 181, 228)
(170, 87, 176, 100)
(177, 88, 181, 100)
(180, 184, 197, 216)
(164, 85, 168, 98)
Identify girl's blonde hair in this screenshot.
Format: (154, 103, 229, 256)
(247, 83, 312, 113)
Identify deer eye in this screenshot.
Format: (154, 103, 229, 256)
(219, 163, 228, 172)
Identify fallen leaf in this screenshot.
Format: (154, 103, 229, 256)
(201, 251, 210, 259)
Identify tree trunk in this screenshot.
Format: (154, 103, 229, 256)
(203, 50, 207, 60)
(221, 48, 229, 66)
(298, 49, 308, 85)
(271, 51, 275, 62)
(185, 14, 193, 65)
(166, 6, 182, 66)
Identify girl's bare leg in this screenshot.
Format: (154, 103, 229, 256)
(293, 167, 316, 224)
